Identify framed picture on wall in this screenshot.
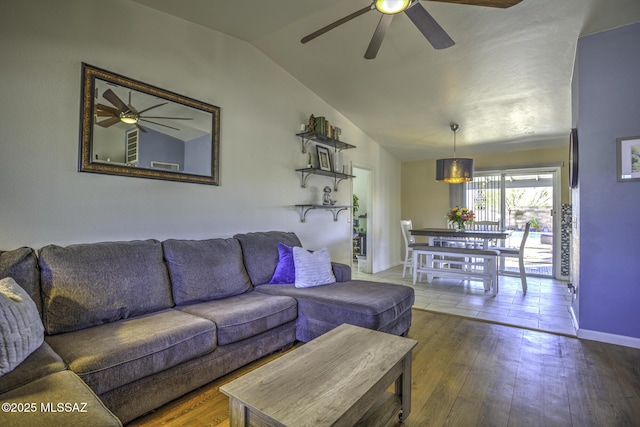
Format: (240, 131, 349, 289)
(616, 135, 640, 182)
(316, 146, 332, 172)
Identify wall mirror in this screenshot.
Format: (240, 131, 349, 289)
(79, 63, 220, 185)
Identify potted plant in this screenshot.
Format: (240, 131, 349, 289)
(529, 217, 539, 231)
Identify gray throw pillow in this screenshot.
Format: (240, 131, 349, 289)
(293, 247, 336, 288)
(0, 277, 44, 376)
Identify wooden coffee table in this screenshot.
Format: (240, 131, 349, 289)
(220, 324, 417, 427)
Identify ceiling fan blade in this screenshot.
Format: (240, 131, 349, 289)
(126, 92, 139, 114)
(135, 123, 147, 133)
(426, 0, 522, 8)
(405, 2, 455, 49)
(102, 89, 128, 112)
(139, 119, 181, 131)
(140, 116, 193, 120)
(137, 102, 168, 114)
(96, 116, 121, 128)
(96, 111, 116, 117)
(96, 103, 119, 115)
(364, 14, 393, 60)
(301, 4, 373, 44)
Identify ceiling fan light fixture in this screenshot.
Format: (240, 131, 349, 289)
(375, 0, 411, 15)
(436, 122, 474, 183)
(119, 112, 138, 124)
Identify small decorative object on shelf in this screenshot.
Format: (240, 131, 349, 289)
(308, 114, 315, 133)
(322, 186, 336, 206)
(447, 206, 475, 231)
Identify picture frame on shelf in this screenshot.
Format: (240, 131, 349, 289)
(317, 146, 332, 171)
(616, 135, 640, 182)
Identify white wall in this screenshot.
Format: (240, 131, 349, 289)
(0, 0, 401, 269)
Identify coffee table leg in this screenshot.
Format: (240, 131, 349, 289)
(396, 352, 412, 422)
(228, 397, 248, 427)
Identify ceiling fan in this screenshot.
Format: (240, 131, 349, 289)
(96, 89, 192, 133)
(301, 0, 522, 59)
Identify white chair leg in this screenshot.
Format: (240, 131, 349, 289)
(402, 248, 411, 278)
(519, 255, 527, 294)
(412, 254, 418, 285)
(492, 257, 498, 296)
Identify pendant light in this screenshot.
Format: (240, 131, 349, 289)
(436, 123, 474, 183)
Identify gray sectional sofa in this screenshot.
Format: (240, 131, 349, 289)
(0, 231, 414, 426)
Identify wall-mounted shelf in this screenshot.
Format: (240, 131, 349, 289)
(295, 167, 355, 191)
(295, 204, 352, 223)
(296, 131, 356, 153)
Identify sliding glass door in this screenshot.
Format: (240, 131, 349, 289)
(464, 167, 560, 278)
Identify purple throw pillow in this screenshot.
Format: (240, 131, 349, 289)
(269, 243, 296, 284)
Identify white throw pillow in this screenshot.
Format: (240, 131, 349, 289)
(293, 247, 336, 288)
(0, 277, 44, 376)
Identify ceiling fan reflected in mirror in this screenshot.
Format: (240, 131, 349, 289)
(95, 89, 193, 133)
(301, 0, 522, 59)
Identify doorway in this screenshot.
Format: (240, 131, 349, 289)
(464, 166, 562, 278)
(352, 165, 372, 274)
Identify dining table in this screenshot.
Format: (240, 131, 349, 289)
(409, 228, 511, 249)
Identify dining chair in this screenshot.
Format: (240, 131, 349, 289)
(468, 221, 500, 248)
(472, 221, 500, 231)
(400, 220, 430, 278)
(490, 221, 531, 294)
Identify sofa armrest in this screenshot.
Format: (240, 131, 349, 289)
(331, 262, 351, 282)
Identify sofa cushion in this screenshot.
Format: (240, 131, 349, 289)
(293, 247, 336, 288)
(0, 277, 44, 376)
(255, 280, 415, 342)
(163, 238, 252, 305)
(178, 291, 297, 345)
(45, 309, 216, 395)
(234, 231, 302, 286)
(0, 342, 65, 395)
(39, 240, 174, 334)
(0, 247, 41, 315)
(0, 370, 122, 427)
(331, 262, 352, 283)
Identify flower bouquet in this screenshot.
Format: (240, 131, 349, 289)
(447, 206, 475, 231)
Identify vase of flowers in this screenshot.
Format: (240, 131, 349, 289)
(447, 206, 475, 231)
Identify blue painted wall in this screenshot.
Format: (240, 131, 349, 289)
(137, 128, 184, 170)
(575, 22, 640, 339)
(184, 134, 212, 176)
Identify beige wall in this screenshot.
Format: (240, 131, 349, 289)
(401, 146, 569, 231)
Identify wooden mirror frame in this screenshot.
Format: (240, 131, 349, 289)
(79, 63, 220, 185)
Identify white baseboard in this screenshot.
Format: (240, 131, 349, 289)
(568, 306, 579, 330)
(577, 328, 640, 349)
(569, 306, 640, 348)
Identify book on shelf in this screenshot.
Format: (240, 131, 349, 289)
(314, 116, 326, 136)
(309, 115, 341, 141)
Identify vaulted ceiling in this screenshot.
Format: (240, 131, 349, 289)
(131, 0, 640, 160)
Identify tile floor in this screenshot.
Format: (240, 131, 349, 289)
(353, 264, 577, 336)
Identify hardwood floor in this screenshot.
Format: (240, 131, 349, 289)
(130, 310, 640, 426)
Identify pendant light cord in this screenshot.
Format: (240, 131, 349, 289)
(450, 122, 459, 159)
